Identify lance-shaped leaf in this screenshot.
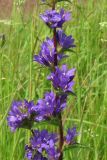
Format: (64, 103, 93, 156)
(33, 117, 60, 128)
(57, 0, 72, 4)
(64, 143, 92, 151)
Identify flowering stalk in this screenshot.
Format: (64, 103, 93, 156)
(52, 0, 56, 10)
(52, 1, 57, 66)
(52, 2, 64, 159)
(7, 0, 79, 160)
(53, 27, 57, 66)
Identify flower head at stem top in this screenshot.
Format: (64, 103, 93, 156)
(40, 9, 71, 28)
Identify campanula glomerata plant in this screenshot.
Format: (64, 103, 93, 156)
(7, 0, 78, 159)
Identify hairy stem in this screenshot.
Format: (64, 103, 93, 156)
(52, 1, 64, 160)
(52, 0, 57, 66)
(53, 28, 57, 66)
(59, 113, 64, 160)
(52, 0, 56, 10)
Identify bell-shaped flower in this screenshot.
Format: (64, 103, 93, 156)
(47, 65, 76, 92)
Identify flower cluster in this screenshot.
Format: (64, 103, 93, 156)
(7, 100, 34, 131)
(40, 9, 71, 28)
(25, 130, 59, 160)
(7, 1, 78, 160)
(33, 91, 67, 121)
(47, 65, 75, 92)
(65, 127, 78, 144)
(33, 38, 65, 67)
(7, 92, 68, 131)
(57, 29, 75, 49)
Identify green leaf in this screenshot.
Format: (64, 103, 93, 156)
(63, 48, 76, 53)
(67, 91, 77, 97)
(59, 48, 76, 54)
(20, 119, 33, 130)
(64, 143, 92, 152)
(57, 0, 72, 4)
(0, 34, 5, 47)
(33, 117, 59, 129)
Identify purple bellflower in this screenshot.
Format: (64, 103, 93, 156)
(34, 38, 65, 67)
(40, 9, 71, 28)
(47, 65, 76, 92)
(57, 29, 75, 49)
(32, 91, 67, 121)
(25, 130, 60, 160)
(7, 1, 79, 159)
(7, 100, 35, 132)
(65, 127, 78, 145)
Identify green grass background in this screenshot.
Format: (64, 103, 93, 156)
(0, 0, 107, 159)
